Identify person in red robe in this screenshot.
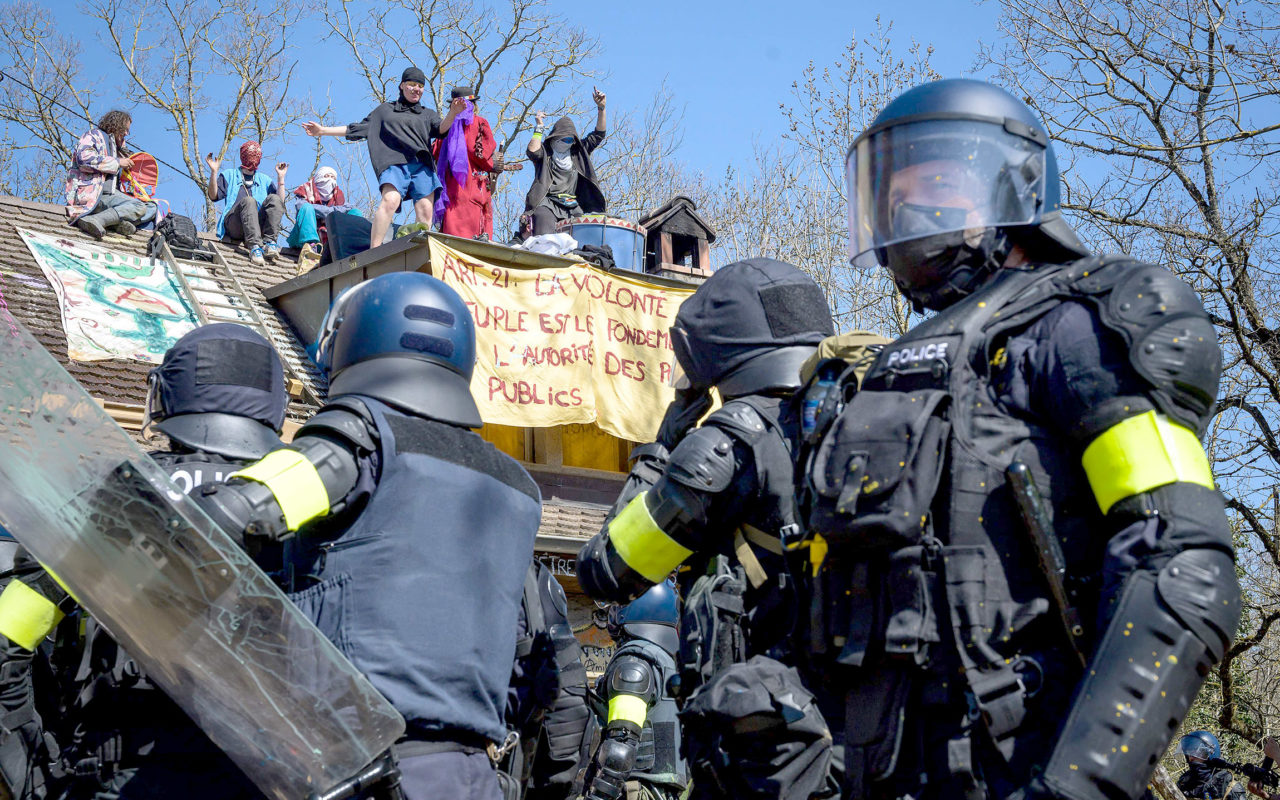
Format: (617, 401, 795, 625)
(433, 86, 505, 239)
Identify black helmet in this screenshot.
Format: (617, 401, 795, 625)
(607, 579, 679, 655)
(313, 272, 482, 428)
(671, 258, 834, 399)
(845, 78, 1089, 310)
(144, 323, 287, 460)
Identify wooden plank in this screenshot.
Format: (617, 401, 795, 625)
(533, 426, 564, 467)
(659, 232, 673, 266)
(697, 238, 711, 271)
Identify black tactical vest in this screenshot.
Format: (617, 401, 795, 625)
(801, 258, 1136, 778)
(700, 398, 804, 657)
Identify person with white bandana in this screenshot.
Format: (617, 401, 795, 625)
(286, 165, 361, 264)
(522, 88, 607, 236)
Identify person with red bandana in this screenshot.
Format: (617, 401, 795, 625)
(205, 141, 287, 266)
(432, 86, 507, 240)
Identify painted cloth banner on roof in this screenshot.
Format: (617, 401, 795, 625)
(428, 237, 695, 443)
(17, 228, 197, 363)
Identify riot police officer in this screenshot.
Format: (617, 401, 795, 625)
(577, 256, 833, 658)
(582, 581, 686, 800)
(0, 323, 286, 800)
(794, 78, 1240, 799)
(195, 272, 541, 800)
(504, 560, 594, 800)
(576, 257, 838, 797)
(1177, 732, 1245, 800)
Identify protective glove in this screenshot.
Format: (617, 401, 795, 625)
(655, 386, 713, 450)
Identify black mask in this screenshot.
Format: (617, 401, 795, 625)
(880, 227, 1011, 312)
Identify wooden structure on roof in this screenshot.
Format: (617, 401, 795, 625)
(639, 195, 716, 280)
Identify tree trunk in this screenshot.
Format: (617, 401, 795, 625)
(1151, 764, 1187, 800)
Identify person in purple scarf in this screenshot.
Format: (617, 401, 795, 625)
(432, 86, 504, 240)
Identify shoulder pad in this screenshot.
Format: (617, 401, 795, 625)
(666, 425, 736, 493)
(607, 653, 657, 702)
(297, 397, 378, 453)
(706, 399, 772, 444)
(1085, 261, 1220, 432)
(538, 563, 570, 622)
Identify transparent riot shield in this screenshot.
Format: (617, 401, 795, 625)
(0, 319, 404, 800)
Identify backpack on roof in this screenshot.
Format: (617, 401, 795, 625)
(149, 213, 215, 263)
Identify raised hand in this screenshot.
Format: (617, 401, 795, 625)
(592, 87, 606, 109)
(302, 120, 322, 137)
(205, 153, 220, 172)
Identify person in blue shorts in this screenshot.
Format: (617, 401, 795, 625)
(303, 67, 467, 249)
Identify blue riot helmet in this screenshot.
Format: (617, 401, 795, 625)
(143, 323, 287, 460)
(844, 78, 1089, 310)
(1179, 731, 1222, 762)
(317, 271, 482, 428)
(607, 579, 679, 656)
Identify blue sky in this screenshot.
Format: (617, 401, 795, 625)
(589, 0, 997, 173)
(44, 0, 1000, 220)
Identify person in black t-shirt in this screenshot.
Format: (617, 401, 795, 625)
(303, 66, 466, 249)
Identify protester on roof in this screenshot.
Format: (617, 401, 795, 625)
(286, 166, 361, 262)
(64, 109, 158, 240)
(522, 88, 607, 237)
(432, 86, 510, 241)
(206, 142, 287, 267)
(302, 67, 468, 250)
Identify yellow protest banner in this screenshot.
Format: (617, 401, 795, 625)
(428, 238, 696, 443)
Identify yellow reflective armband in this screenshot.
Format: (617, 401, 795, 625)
(0, 580, 64, 651)
(608, 492, 693, 583)
(608, 693, 649, 726)
(230, 449, 330, 531)
(1082, 411, 1214, 514)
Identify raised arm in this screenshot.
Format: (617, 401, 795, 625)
(301, 121, 350, 138)
(205, 153, 221, 202)
(527, 110, 547, 156)
(436, 97, 468, 136)
(593, 87, 606, 132)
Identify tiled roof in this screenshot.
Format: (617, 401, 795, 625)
(0, 194, 321, 420)
(0, 194, 614, 546)
(537, 501, 607, 545)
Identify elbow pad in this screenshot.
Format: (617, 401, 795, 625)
(582, 426, 735, 600)
(196, 435, 360, 542)
(1041, 548, 1241, 800)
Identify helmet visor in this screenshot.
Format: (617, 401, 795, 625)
(1179, 734, 1217, 761)
(845, 118, 1047, 269)
(311, 283, 361, 374)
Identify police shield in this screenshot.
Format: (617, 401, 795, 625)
(0, 319, 404, 800)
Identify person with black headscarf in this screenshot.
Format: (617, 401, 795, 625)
(522, 88, 607, 236)
(303, 67, 467, 249)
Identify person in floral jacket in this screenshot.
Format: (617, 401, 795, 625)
(64, 110, 156, 240)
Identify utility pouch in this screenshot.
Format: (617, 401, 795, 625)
(805, 389, 950, 552)
(941, 545, 1049, 760)
(882, 547, 941, 666)
(842, 663, 913, 798)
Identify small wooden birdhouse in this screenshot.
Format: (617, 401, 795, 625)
(638, 196, 716, 279)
